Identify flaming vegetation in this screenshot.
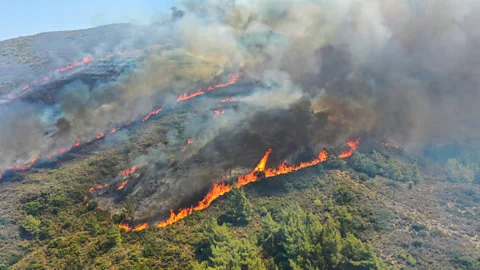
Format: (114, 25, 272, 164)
(120, 140, 358, 232)
(0, 72, 244, 181)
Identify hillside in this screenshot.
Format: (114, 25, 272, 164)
(1, 2, 480, 269)
(0, 23, 170, 94)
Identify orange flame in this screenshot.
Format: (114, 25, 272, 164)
(182, 138, 195, 152)
(264, 150, 328, 178)
(120, 166, 137, 176)
(236, 148, 272, 188)
(118, 181, 128, 190)
(338, 138, 360, 158)
(176, 72, 243, 102)
(119, 221, 132, 231)
(2, 71, 241, 181)
(176, 89, 205, 102)
(156, 182, 232, 228)
(214, 109, 225, 115)
(88, 183, 108, 193)
(120, 140, 358, 232)
(143, 108, 163, 121)
(133, 223, 148, 231)
(16, 43, 171, 96)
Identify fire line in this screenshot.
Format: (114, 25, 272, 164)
(0, 72, 244, 181)
(119, 139, 359, 232)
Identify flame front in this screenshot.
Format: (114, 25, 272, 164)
(118, 181, 128, 190)
(338, 138, 360, 158)
(119, 221, 132, 231)
(143, 108, 163, 121)
(119, 140, 359, 232)
(1, 72, 243, 181)
(156, 182, 233, 228)
(176, 72, 243, 102)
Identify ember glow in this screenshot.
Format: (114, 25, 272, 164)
(122, 142, 358, 232)
(214, 109, 225, 115)
(221, 97, 235, 102)
(338, 138, 360, 158)
(182, 138, 195, 152)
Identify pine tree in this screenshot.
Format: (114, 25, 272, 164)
(227, 187, 253, 225)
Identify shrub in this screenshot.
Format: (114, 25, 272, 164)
(334, 187, 356, 205)
(444, 159, 475, 183)
(20, 215, 41, 239)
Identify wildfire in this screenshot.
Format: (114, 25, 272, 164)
(175, 72, 243, 102)
(119, 221, 132, 231)
(119, 138, 360, 232)
(120, 221, 149, 232)
(15, 43, 171, 98)
(143, 108, 163, 121)
(182, 138, 195, 152)
(120, 166, 137, 176)
(221, 97, 235, 102)
(380, 142, 407, 151)
(176, 89, 205, 102)
(156, 182, 233, 228)
(1, 72, 243, 181)
(88, 183, 109, 193)
(118, 181, 128, 190)
(338, 138, 360, 158)
(214, 109, 225, 115)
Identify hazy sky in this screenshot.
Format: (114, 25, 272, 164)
(0, 0, 174, 41)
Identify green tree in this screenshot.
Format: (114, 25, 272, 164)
(196, 222, 265, 270)
(20, 215, 41, 238)
(260, 212, 280, 253)
(339, 233, 382, 269)
(106, 225, 122, 247)
(321, 214, 342, 268)
(226, 188, 253, 225)
(444, 158, 475, 183)
(276, 205, 325, 269)
(334, 187, 356, 205)
(84, 217, 99, 236)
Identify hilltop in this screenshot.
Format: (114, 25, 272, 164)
(0, 23, 170, 94)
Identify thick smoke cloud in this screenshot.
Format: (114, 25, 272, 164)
(174, 0, 480, 148)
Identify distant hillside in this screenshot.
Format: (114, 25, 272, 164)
(0, 23, 171, 94)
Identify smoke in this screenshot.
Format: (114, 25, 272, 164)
(4, 0, 480, 220)
(100, 0, 480, 220)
